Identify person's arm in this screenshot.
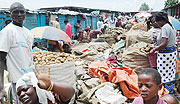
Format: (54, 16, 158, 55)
(52, 83, 74, 102)
(150, 25, 170, 54)
(0, 51, 7, 100)
(149, 38, 168, 54)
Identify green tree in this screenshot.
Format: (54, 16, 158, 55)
(164, 0, 179, 8)
(138, 3, 150, 11)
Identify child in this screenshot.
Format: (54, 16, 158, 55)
(161, 94, 179, 104)
(132, 68, 167, 104)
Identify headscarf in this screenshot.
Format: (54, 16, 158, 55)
(16, 72, 55, 104)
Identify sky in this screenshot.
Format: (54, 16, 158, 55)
(1, 0, 166, 12)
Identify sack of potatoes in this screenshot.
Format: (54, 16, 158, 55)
(33, 51, 75, 66)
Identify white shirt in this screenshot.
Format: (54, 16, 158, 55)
(157, 23, 176, 47)
(51, 21, 60, 29)
(0, 23, 34, 83)
(97, 21, 103, 29)
(149, 28, 161, 46)
(109, 18, 116, 28)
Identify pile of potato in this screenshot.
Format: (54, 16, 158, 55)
(140, 46, 153, 53)
(33, 52, 75, 65)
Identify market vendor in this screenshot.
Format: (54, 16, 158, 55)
(47, 40, 63, 52)
(74, 20, 84, 41)
(88, 29, 102, 42)
(149, 12, 177, 94)
(147, 16, 161, 69)
(16, 69, 75, 104)
(0, 2, 34, 103)
(62, 43, 72, 54)
(50, 17, 60, 29)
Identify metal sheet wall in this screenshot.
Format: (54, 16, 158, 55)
(37, 14, 46, 27)
(0, 11, 99, 33)
(86, 16, 92, 29)
(59, 15, 67, 31)
(0, 12, 10, 30)
(92, 17, 97, 30)
(24, 13, 38, 29)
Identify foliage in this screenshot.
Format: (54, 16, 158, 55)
(164, 0, 179, 8)
(138, 3, 150, 11)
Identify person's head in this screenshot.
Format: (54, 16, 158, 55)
(48, 40, 57, 51)
(64, 19, 69, 25)
(151, 16, 159, 28)
(99, 17, 103, 21)
(138, 68, 162, 103)
(10, 2, 26, 26)
(77, 20, 81, 23)
(154, 12, 171, 28)
(161, 94, 179, 104)
(55, 17, 59, 22)
(16, 72, 39, 104)
(147, 16, 159, 30)
(63, 44, 71, 54)
(17, 85, 38, 104)
(16, 72, 55, 104)
(85, 26, 91, 32)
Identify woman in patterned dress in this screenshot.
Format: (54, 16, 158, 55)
(149, 12, 177, 94)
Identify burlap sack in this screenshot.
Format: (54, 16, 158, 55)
(121, 43, 151, 73)
(125, 29, 152, 48)
(35, 62, 76, 104)
(35, 62, 76, 85)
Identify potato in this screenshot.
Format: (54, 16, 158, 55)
(33, 52, 74, 65)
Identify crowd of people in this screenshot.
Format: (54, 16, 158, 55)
(0, 1, 179, 104)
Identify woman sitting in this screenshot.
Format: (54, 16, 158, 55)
(16, 69, 75, 104)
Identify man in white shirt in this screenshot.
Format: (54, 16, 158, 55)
(50, 17, 60, 29)
(97, 18, 103, 29)
(109, 16, 117, 28)
(0, 2, 34, 103)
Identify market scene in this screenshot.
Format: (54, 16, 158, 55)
(0, 0, 180, 104)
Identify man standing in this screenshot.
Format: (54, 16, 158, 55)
(97, 17, 103, 29)
(64, 19, 72, 40)
(74, 20, 83, 40)
(50, 17, 60, 29)
(0, 2, 34, 103)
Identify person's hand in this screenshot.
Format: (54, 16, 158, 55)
(33, 68, 51, 90)
(148, 48, 156, 55)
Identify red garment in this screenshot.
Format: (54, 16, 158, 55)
(88, 61, 140, 99)
(65, 23, 72, 40)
